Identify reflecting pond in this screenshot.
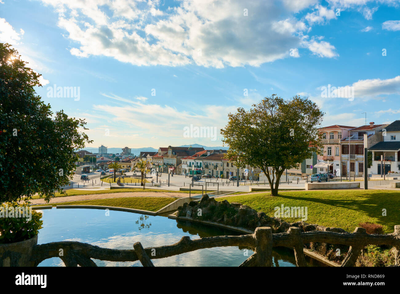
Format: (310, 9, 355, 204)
(36, 208, 325, 267)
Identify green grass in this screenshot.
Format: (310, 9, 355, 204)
(216, 190, 400, 233)
(54, 197, 177, 212)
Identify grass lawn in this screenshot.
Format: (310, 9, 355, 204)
(216, 189, 400, 234)
(53, 197, 177, 212)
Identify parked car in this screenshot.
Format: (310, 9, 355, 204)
(101, 171, 106, 175)
(310, 173, 328, 183)
(327, 173, 335, 179)
(203, 174, 212, 178)
(192, 176, 201, 181)
(229, 176, 238, 181)
(80, 174, 89, 180)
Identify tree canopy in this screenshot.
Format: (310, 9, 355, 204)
(220, 95, 324, 196)
(0, 43, 92, 203)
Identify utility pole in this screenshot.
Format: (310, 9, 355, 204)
(237, 166, 239, 187)
(364, 134, 368, 190)
(348, 131, 351, 181)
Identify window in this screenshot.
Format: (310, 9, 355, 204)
(350, 162, 355, 172)
(391, 135, 397, 141)
(338, 132, 342, 139)
(359, 162, 363, 173)
(342, 145, 349, 154)
(356, 145, 364, 155)
(330, 132, 334, 139)
(327, 147, 332, 156)
(335, 147, 339, 156)
(322, 133, 326, 139)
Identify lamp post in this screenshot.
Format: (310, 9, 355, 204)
(364, 134, 368, 190)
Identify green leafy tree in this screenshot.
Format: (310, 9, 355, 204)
(0, 43, 92, 203)
(135, 159, 150, 189)
(221, 95, 324, 196)
(108, 161, 121, 182)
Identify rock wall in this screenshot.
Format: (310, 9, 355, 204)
(176, 194, 349, 264)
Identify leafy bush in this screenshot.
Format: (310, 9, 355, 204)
(0, 202, 43, 244)
(356, 245, 396, 267)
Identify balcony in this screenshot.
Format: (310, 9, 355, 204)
(322, 156, 334, 161)
(321, 139, 341, 145)
(374, 156, 396, 161)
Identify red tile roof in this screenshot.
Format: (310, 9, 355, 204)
(319, 125, 355, 130)
(351, 124, 385, 131)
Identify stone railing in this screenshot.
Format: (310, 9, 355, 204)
(22, 225, 400, 267)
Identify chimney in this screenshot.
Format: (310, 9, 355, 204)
(369, 122, 374, 127)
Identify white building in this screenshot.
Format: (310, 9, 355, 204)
(369, 120, 400, 175)
(99, 145, 107, 155)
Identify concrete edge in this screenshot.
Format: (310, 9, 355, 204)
(155, 197, 198, 215)
(55, 205, 156, 216)
(303, 249, 341, 267)
(32, 206, 53, 210)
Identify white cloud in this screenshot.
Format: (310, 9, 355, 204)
(0, 18, 23, 44)
(305, 5, 337, 25)
(351, 76, 400, 97)
(361, 6, 378, 20)
(382, 20, 400, 31)
(361, 26, 373, 32)
(93, 92, 238, 143)
(281, 0, 320, 12)
(302, 37, 339, 58)
(375, 108, 400, 115)
(320, 112, 364, 127)
(39, 0, 346, 68)
(38, 75, 50, 86)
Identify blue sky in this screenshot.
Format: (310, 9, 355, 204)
(1, 0, 400, 149)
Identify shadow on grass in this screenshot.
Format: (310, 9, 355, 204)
(274, 190, 400, 233)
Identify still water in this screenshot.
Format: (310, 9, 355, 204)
(36, 208, 323, 267)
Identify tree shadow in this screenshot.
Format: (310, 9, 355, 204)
(275, 190, 400, 233)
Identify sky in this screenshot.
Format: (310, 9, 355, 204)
(1, 0, 400, 149)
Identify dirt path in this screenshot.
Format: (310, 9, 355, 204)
(30, 192, 188, 206)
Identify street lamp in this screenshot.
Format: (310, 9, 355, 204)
(364, 133, 368, 190)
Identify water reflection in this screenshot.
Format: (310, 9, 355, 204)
(135, 215, 152, 231)
(36, 208, 324, 267)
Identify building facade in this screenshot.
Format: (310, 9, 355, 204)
(99, 145, 107, 155)
(369, 120, 400, 175)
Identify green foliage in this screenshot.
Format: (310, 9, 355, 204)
(356, 245, 396, 267)
(0, 43, 92, 203)
(220, 95, 324, 195)
(0, 202, 43, 244)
